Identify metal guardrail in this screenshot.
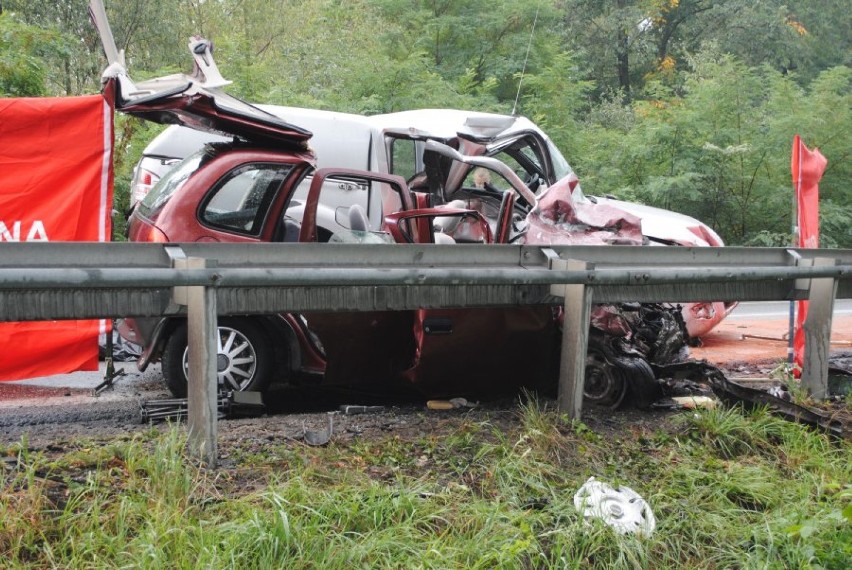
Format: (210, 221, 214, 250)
(2, 242, 850, 465)
(1, 243, 850, 321)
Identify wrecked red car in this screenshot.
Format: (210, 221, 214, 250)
(93, 11, 710, 405)
(114, 93, 686, 406)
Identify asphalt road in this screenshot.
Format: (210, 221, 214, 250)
(727, 299, 852, 320)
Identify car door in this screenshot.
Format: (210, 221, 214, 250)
(383, 198, 559, 398)
(292, 168, 419, 389)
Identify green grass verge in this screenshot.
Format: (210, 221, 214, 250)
(1, 402, 849, 569)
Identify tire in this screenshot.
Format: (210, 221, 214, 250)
(584, 345, 629, 409)
(614, 355, 659, 410)
(161, 317, 273, 397)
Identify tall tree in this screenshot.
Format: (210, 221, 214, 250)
(375, 0, 559, 105)
(0, 13, 63, 96)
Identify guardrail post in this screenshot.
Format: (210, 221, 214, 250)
(550, 258, 593, 420)
(174, 257, 218, 466)
(800, 257, 837, 399)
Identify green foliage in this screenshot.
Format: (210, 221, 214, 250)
(517, 50, 596, 161)
(579, 50, 851, 247)
(0, 14, 67, 96)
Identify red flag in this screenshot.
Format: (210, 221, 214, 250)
(0, 94, 114, 381)
(791, 135, 827, 372)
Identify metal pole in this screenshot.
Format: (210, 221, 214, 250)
(800, 258, 837, 399)
(552, 259, 593, 420)
(184, 257, 218, 466)
(790, 141, 801, 365)
(787, 250, 802, 366)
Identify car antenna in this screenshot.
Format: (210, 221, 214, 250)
(512, 6, 540, 117)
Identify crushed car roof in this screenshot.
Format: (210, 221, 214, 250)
(371, 109, 542, 143)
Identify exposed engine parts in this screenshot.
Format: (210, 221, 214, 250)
(585, 302, 689, 409)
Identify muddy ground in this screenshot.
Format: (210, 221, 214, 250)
(1, 314, 850, 451)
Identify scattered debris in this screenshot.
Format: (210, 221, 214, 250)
(139, 391, 266, 422)
(740, 333, 788, 342)
(767, 385, 792, 401)
(670, 395, 717, 410)
(653, 361, 848, 439)
(303, 412, 335, 446)
(339, 405, 386, 415)
(426, 398, 478, 411)
(574, 477, 656, 537)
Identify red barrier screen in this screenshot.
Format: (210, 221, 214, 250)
(0, 94, 114, 381)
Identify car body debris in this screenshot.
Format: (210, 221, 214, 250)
(652, 361, 848, 439)
(339, 405, 386, 415)
(303, 412, 335, 446)
(426, 398, 479, 410)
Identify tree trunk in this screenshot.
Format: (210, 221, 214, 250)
(615, 0, 631, 102)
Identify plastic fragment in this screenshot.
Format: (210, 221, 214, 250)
(671, 395, 717, 409)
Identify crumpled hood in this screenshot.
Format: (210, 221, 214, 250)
(592, 197, 724, 247)
(523, 177, 645, 246)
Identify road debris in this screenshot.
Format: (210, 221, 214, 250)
(303, 412, 335, 446)
(139, 391, 265, 422)
(339, 405, 386, 415)
(426, 398, 478, 411)
(670, 395, 717, 409)
(653, 361, 848, 439)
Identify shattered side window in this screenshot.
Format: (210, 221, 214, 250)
(390, 137, 417, 181)
(201, 163, 292, 235)
(546, 139, 573, 182)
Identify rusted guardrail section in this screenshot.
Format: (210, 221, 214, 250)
(1, 242, 851, 465)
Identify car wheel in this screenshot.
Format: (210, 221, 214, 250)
(161, 318, 273, 397)
(584, 345, 629, 409)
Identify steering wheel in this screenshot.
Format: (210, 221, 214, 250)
(525, 172, 541, 193)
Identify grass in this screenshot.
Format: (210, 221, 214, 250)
(1, 401, 850, 569)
